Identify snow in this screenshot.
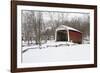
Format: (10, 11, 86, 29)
(82, 36, 90, 44)
(22, 41, 76, 52)
(22, 42, 90, 63)
(56, 25, 81, 32)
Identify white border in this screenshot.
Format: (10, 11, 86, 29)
(17, 5, 94, 68)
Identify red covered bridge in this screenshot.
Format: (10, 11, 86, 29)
(55, 25, 82, 44)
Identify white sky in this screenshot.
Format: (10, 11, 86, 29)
(22, 10, 90, 25)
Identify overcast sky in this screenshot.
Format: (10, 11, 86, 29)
(22, 10, 90, 25)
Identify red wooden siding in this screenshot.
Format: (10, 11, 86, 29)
(69, 30, 82, 44)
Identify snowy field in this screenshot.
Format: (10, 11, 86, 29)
(22, 41, 90, 63)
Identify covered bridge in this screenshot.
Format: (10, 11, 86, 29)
(55, 25, 82, 44)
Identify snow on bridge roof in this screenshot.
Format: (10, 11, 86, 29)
(56, 25, 81, 33)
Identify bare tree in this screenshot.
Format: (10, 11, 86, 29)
(22, 10, 90, 45)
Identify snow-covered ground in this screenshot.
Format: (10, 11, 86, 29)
(22, 41, 77, 53)
(22, 41, 90, 63)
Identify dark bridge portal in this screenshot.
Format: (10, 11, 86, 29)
(56, 30, 68, 41)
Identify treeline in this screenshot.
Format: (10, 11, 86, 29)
(21, 10, 90, 45)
